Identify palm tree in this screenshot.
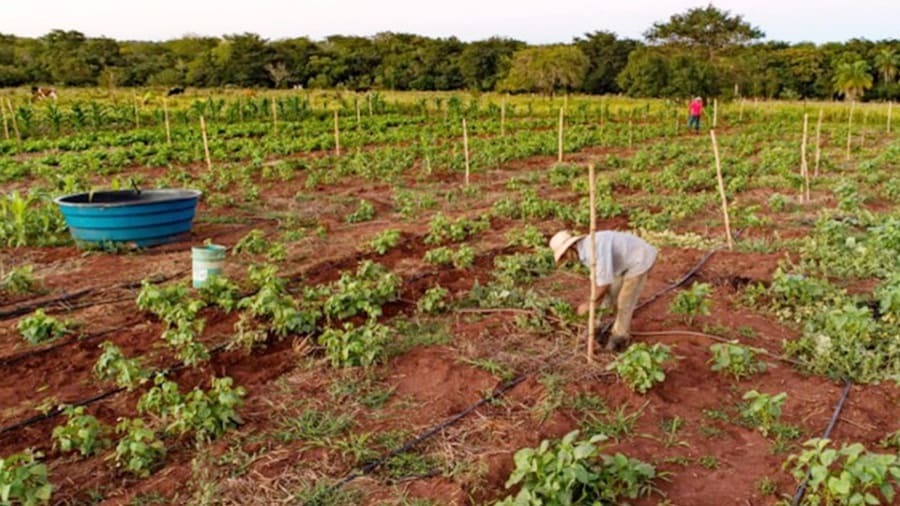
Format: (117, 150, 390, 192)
(833, 60, 873, 101)
(874, 48, 898, 84)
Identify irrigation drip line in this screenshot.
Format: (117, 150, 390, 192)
(790, 380, 853, 506)
(0, 269, 189, 320)
(0, 341, 230, 436)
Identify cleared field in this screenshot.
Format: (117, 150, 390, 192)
(1, 89, 898, 505)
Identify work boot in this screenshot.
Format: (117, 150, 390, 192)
(606, 334, 629, 352)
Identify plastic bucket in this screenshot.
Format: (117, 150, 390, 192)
(191, 244, 226, 288)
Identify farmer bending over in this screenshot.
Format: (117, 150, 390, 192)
(549, 230, 657, 351)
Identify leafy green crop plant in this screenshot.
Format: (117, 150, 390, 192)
(669, 282, 712, 325)
(784, 438, 900, 505)
(17, 309, 73, 345)
(0, 450, 53, 505)
(708, 341, 767, 380)
(113, 418, 166, 477)
(607, 343, 673, 394)
(51, 406, 109, 457)
(497, 430, 659, 505)
(740, 390, 787, 437)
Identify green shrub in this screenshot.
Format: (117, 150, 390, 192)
(167, 377, 245, 442)
(1, 265, 38, 295)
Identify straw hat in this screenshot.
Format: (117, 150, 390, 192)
(549, 230, 583, 263)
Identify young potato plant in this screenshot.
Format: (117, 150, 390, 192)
(113, 418, 166, 478)
(345, 199, 375, 223)
(708, 341, 767, 380)
(669, 282, 712, 325)
(323, 261, 400, 321)
(606, 343, 673, 394)
(197, 274, 241, 313)
(51, 406, 109, 457)
(1, 265, 38, 295)
(0, 450, 53, 505)
(93, 341, 148, 391)
(740, 390, 787, 437)
(166, 376, 246, 442)
(423, 244, 475, 269)
(497, 430, 658, 505)
(368, 229, 401, 255)
(319, 321, 391, 368)
(17, 309, 74, 345)
(417, 286, 450, 315)
(238, 265, 321, 338)
(423, 212, 488, 245)
(784, 438, 900, 505)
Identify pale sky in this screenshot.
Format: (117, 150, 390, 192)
(2, 0, 898, 44)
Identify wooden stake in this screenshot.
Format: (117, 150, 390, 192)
(271, 98, 278, 136)
(163, 98, 171, 145)
(333, 109, 341, 156)
(713, 98, 718, 129)
(7, 100, 20, 143)
(462, 118, 470, 186)
(888, 101, 892, 133)
(200, 115, 212, 172)
(846, 101, 854, 160)
(814, 109, 823, 177)
(710, 130, 734, 251)
(586, 163, 597, 363)
(801, 113, 810, 202)
(500, 98, 506, 137)
(133, 95, 140, 128)
(557, 107, 564, 163)
(1, 101, 8, 140)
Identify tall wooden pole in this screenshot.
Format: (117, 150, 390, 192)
(888, 101, 892, 133)
(163, 98, 171, 145)
(0, 101, 8, 140)
(710, 130, 734, 251)
(846, 101, 854, 160)
(814, 109, 823, 177)
(462, 118, 470, 186)
(801, 113, 810, 202)
(587, 163, 597, 363)
(557, 107, 564, 163)
(6, 100, 20, 143)
(713, 98, 718, 129)
(200, 115, 212, 172)
(500, 98, 506, 137)
(333, 109, 341, 156)
(271, 98, 278, 136)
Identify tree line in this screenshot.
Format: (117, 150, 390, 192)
(1, 6, 897, 100)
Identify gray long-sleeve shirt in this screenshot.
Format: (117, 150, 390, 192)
(575, 231, 657, 286)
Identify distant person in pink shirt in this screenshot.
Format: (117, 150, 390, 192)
(688, 97, 703, 132)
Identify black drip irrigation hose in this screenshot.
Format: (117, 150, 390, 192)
(790, 380, 853, 506)
(310, 244, 722, 504)
(0, 341, 229, 436)
(0, 269, 189, 320)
